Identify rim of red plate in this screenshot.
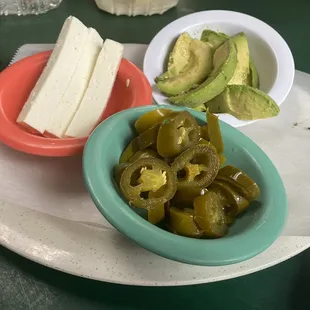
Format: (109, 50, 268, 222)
(0, 51, 152, 157)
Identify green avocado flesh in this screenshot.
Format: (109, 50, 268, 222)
(246, 58, 260, 88)
(154, 28, 276, 120)
(155, 32, 192, 82)
(201, 30, 259, 89)
(156, 39, 214, 96)
(228, 33, 250, 85)
(200, 30, 228, 48)
(168, 39, 238, 108)
(205, 84, 280, 120)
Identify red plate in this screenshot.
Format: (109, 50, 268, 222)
(0, 51, 152, 157)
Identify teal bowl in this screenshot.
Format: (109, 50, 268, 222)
(83, 106, 287, 266)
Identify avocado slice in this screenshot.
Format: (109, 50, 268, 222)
(202, 30, 259, 88)
(246, 59, 260, 88)
(156, 39, 214, 96)
(155, 32, 192, 82)
(200, 29, 228, 48)
(228, 32, 250, 85)
(205, 85, 279, 120)
(168, 39, 238, 108)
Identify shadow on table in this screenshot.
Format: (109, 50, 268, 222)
(0, 246, 310, 310)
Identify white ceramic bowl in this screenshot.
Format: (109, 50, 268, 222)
(143, 10, 295, 128)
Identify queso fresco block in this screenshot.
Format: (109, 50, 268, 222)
(65, 39, 124, 138)
(44, 28, 104, 138)
(16, 15, 125, 138)
(17, 16, 89, 134)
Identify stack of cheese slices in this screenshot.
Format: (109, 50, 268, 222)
(17, 16, 124, 138)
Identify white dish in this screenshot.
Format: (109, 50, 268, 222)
(1, 43, 310, 286)
(1, 202, 309, 286)
(143, 10, 295, 128)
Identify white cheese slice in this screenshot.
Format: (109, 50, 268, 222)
(17, 16, 88, 133)
(65, 39, 124, 138)
(44, 28, 103, 138)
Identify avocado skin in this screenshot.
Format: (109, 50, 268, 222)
(205, 85, 279, 120)
(155, 32, 192, 82)
(168, 39, 238, 108)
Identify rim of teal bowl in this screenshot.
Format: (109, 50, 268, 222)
(83, 106, 287, 266)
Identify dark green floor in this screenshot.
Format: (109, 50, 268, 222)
(1, 0, 310, 309)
